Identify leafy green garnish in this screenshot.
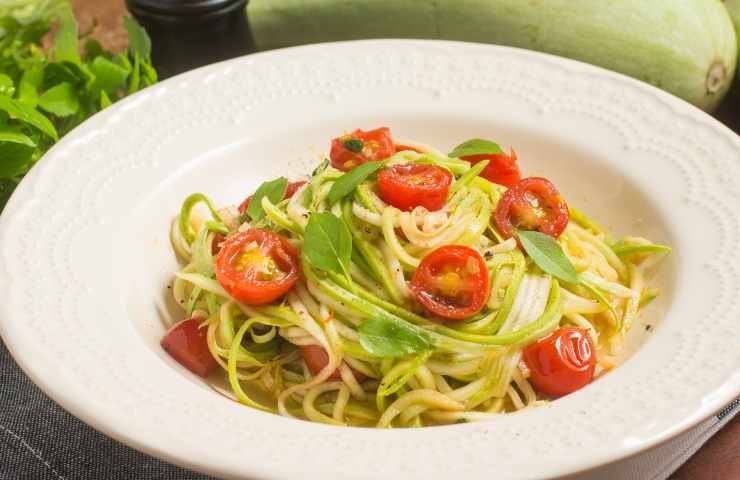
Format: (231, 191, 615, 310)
(38, 82, 78, 117)
(0, 4, 157, 212)
(448, 138, 503, 158)
(358, 317, 431, 358)
(343, 138, 363, 153)
(327, 160, 385, 205)
(246, 177, 288, 222)
(517, 230, 579, 284)
(123, 16, 151, 59)
(303, 212, 353, 284)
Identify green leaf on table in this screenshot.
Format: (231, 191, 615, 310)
(140, 58, 158, 85)
(43, 62, 84, 88)
(90, 56, 129, 94)
(358, 317, 431, 358)
(448, 138, 503, 158)
(517, 229, 579, 284)
(0, 141, 35, 177)
(99, 90, 112, 109)
(0, 95, 57, 140)
(38, 82, 79, 117)
(83, 38, 104, 62)
(303, 212, 353, 280)
(17, 66, 44, 107)
(52, 7, 79, 64)
(124, 17, 151, 59)
(327, 160, 385, 205)
(246, 177, 288, 222)
(0, 127, 36, 148)
(0, 74, 15, 97)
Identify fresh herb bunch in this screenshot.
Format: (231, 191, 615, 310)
(0, 1, 157, 211)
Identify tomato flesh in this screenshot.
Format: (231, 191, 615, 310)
(161, 317, 218, 378)
(330, 127, 395, 171)
(409, 245, 489, 320)
(523, 327, 595, 397)
(461, 148, 521, 188)
(377, 164, 452, 212)
(238, 180, 307, 215)
(300, 345, 366, 382)
(215, 228, 300, 305)
(494, 177, 569, 240)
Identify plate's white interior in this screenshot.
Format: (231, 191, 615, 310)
(1, 41, 739, 480)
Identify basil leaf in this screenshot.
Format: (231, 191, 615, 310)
(358, 318, 431, 358)
(52, 7, 79, 64)
(38, 82, 79, 117)
(344, 138, 363, 152)
(18, 66, 43, 108)
(124, 16, 152, 60)
(448, 138, 503, 158)
(0, 142, 34, 177)
(247, 177, 288, 222)
(0, 74, 14, 96)
(90, 56, 129, 94)
(0, 127, 35, 147)
(517, 229, 579, 284)
(0, 95, 58, 140)
(327, 160, 385, 205)
(303, 212, 352, 280)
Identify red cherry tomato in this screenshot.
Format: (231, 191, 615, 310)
(215, 228, 300, 305)
(300, 345, 366, 382)
(494, 177, 569, 240)
(330, 127, 395, 171)
(377, 164, 453, 212)
(238, 180, 307, 215)
(394, 144, 423, 153)
(523, 327, 596, 397)
(211, 233, 225, 255)
(161, 317, 218, 378)
(409, 245, 489, 320)
(461, 148, 521, 187)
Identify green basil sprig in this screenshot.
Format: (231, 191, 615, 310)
(246, 177, 288, 222)
(303, 212, 353, 285)
(327, 160, 385, 205)
(358, 317, 431, 358)
(448, 138, 503, 158)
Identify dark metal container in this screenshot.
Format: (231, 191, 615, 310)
(125, 0, 253, 78)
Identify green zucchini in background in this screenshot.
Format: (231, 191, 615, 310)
(247, 0, 737, 112)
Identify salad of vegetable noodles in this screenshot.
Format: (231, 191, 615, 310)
(164, 127, 671, 427)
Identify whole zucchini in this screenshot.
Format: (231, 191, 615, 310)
(247, 0, 737, 111)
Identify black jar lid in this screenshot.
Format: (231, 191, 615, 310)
(126, 0, 247, 24)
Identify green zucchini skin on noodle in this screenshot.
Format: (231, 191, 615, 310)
(247, 0, 737, 111)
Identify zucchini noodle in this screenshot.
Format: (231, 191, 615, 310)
(166, 135, 669, 427)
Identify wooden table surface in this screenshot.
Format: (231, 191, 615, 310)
(70, 1, 740, 478)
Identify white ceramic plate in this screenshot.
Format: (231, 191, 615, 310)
(1, 40, 739, 480)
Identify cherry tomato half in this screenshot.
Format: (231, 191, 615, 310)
(211, 233, 225, 255)
(238, 180, 307, 215)
(523, 327, 595, 398)
(461, 148, 521, 188)
(215, 228, 300, 305)
(394, 144, 424, 153)
(377, 164, 453, 212)
(409, 245, 489, 320)
(330, 127, 395, 171)
(161, 317, 218, 378)
(300, 345, 367, 382)
(494, 177, 569, 240)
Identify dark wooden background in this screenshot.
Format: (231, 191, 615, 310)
(70, 0, 740, 478)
